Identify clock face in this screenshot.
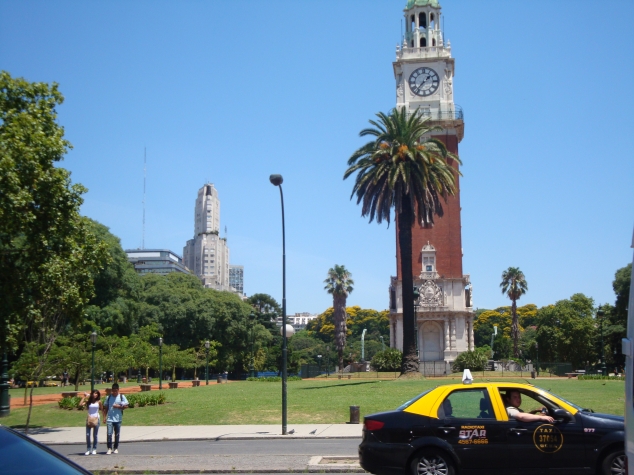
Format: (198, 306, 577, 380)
(408, 67, 440, 97)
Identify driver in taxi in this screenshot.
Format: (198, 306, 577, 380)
(504, 390, 554, 423)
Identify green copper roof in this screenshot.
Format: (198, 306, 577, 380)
(406, 0, 440, 9)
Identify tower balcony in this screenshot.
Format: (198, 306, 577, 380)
(407, 105, 464, 142)
(397, 44, 452, 60)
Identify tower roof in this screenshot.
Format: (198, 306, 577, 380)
(406, 0, 440, 8)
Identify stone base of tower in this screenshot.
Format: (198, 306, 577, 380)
(388, 265, 474, 376)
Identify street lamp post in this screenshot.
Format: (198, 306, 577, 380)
(535, 342, 539, 376)
(249, 312, 256, 378)
(205, 340, 210, 385)
(317, 355, 322, 375)
(90, 331, 97, 392)
(0, 350, 9, 417)
(269, 173, 289, 435)
(380, 335, 385, 352)
(326, 346, 330, 377)
(598, 308, 607, 374)
(490, 325, 498, 359)
(158, 337, 163, 390)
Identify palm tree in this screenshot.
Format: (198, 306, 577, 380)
(324, 265, 354, 372)
(344, 107, 459, 374)
(500, 267, 528, 358)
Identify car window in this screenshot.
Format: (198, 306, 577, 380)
(0, 427, 90, 475)
(397, 389, 432, 411)
(499, 388, 560, 415)
(437, 389, 495, 419)
(534, 386, 583, 411)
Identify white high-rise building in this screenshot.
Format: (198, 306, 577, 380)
(183, 184, 231, 291)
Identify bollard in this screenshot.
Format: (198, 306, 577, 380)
(349, 405, 360, 424)
(217, 375, 223, 384)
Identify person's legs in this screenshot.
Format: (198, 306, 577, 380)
(85, 425, 91, 453)
(93, 423, 99, 451)
(107, 421, 113, 450)
(113, 422, 121, 450)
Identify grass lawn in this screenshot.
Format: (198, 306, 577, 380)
(2, 378, 625, 428)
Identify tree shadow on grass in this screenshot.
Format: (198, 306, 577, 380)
(300, 381, 381, 390)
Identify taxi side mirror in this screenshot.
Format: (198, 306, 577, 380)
(552, 408, 573, 422)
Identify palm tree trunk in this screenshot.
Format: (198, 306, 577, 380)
(334, 294, 347, 372)
(511, 299, 519, 358)
(399, 198, 419, 374)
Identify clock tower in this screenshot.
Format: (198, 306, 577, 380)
(389, 0, 474, 374)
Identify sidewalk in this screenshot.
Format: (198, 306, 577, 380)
(29, 424, 363, 444)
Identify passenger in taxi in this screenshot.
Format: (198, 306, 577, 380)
(504, 390, 554, 423)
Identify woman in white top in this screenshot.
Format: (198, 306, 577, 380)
(79, 389, 103, 455)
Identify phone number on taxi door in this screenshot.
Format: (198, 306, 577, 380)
(458, 439, 489, 445)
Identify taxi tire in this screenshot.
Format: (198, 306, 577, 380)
(600, 449, 626, 475)
(409, 449, 455, 475)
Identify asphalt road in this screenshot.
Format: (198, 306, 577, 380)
(49, 438, 361, 457)
(46, 439, 364, 473)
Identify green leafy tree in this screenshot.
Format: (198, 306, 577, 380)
(500, 267, 528, 358)
(48, 323, 100, 390)
(344, 108, 459, 374)
(535, 294, 596, 369)
(0, 72, 109, 428)
(324, 265, 354, 372)
(97, 333, 133, 383)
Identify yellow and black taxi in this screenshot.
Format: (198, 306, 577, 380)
(359, 382, 624, 475)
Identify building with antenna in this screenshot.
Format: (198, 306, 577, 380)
(183, 183, 238, 292)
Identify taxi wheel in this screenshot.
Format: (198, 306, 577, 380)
(410, 449, 455, 475)
(601, 449, 626, 475)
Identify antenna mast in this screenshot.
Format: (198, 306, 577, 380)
(142, 147, 146, 249)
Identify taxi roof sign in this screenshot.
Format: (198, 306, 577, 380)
(462, 369, 473, 384)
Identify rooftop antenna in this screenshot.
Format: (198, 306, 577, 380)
(142, 147, 146, 249)
(400, 18, 403, 45)
(224, 225, 227, 240)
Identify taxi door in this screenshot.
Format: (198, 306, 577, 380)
(503, 392, 588, 473)
(435, 388, 509, 472)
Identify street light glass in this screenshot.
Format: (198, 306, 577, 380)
(269, 174, 283, 186)
(205, 340, 210, 349)
(281, 324, 295, 338)
(159, 337, 163, 347)
(90, 331, 97, 344)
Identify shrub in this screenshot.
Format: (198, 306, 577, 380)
(246, 376, 302, 382)
(578, 375, 624, 381)
(371, 348, 402, 372)
(452, 349, 489, 372)
(58, 393, 167, 410)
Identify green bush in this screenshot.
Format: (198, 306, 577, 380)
(58, 396, 83, 410)
(452, 349, 489, 372)
(58, 393, 167, 410)
(371, 348, 402, 372)
(246, 376, 302, 382)
(578, 375, 624, 381)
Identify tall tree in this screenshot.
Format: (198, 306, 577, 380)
(324, 265, 354, 372)
(500, 267, 528, 358)
(344, 108, 459, 374)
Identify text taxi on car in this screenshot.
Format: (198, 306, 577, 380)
(359, 380, 624, 475)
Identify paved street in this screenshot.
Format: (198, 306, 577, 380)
(50, 439, 363, 474)
(28, 425, 364, 474)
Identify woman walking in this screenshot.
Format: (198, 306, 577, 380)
(79, 389, 103, 455)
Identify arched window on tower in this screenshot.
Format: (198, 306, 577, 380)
(432, 38, 436, 46)
(420, 37, 427, 47)
(411, 14, 416, 31)
(430, 13, 435, 29)
(411, 40, 414, 48)
(419, 12, 426, 29)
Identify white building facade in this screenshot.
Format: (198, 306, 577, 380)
(183, 184, 231, 291)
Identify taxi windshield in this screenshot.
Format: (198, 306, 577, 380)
(535, 386, 583, 411)
(397, 389, 432, 411)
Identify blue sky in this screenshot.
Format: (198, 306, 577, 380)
(2, 1, 633, 315)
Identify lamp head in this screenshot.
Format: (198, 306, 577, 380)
(493, 325, 498, 336)
(281, 324, 295, 338)
(205, 340, 210, 349)
(90, 331, 97, 344)
(597, 308, 605, 318)
(269, 174, 283, 186)
(159, 337, 163, 346)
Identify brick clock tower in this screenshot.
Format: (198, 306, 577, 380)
(389, 0, 474, 375)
